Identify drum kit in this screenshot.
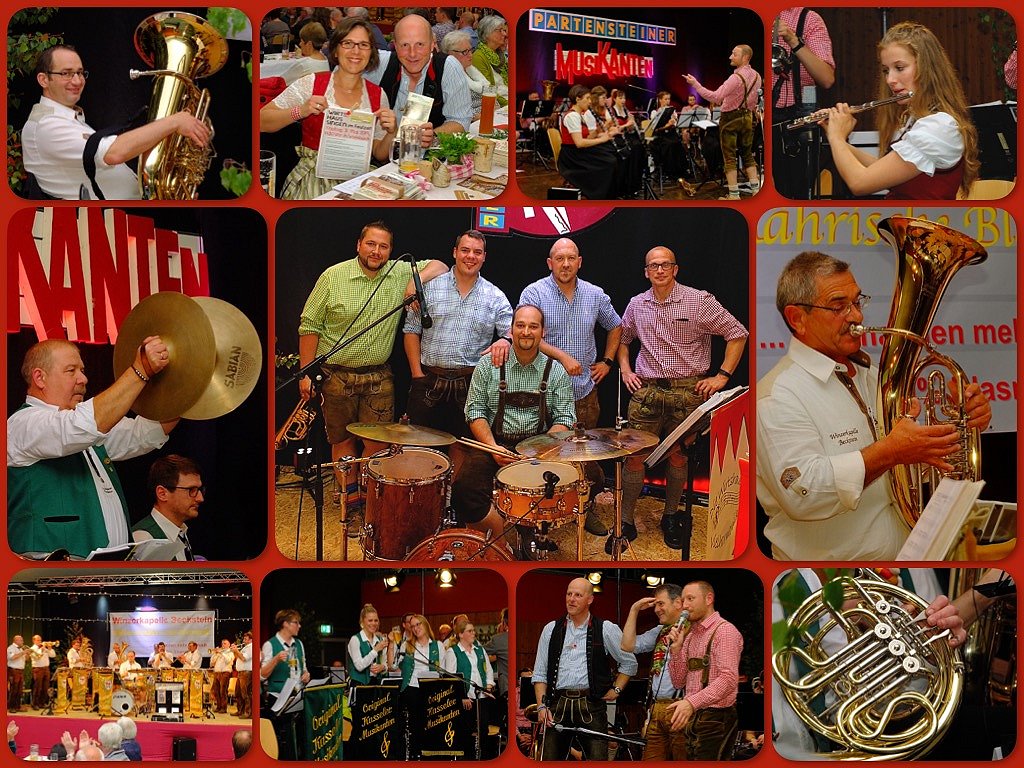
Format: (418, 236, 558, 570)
(333, 419, 659, 561)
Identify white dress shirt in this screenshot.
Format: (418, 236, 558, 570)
(756, 338, 907, 559)
(21, 96, 141, 199)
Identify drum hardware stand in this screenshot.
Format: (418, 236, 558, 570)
(288, 379, 326, 561)
(278, 256, 417, 561)
(334, 453, 386, 561)
(40, 686, 56, 716)
(489, 495, 554, 561)
(606, 416, 640, 563)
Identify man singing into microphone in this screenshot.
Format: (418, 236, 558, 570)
(403, 229, 513, 480)
(620, 583, 689, 760)
(298, 220, 447, 506)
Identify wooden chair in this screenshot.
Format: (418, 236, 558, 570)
(260, 717, 279, 759)
(546, 127, 563, 166)
(958, 178, 1015, 199)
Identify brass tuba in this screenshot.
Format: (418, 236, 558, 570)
(773, 569, 963, 760)
(851, 216, 986, 529)
(131, 12, 229, 199)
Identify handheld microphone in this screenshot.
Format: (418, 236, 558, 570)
(542, 471, 560, 499)
(674, 610, 690, 629)
(406, 253, 432, 329)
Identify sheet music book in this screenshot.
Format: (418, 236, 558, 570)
(896, 478, 986, 561)
(645, 386, 748, 468)
(87, 538, 184, 561)
(316, 107, 375, 181)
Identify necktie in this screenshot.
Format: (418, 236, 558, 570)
(178, 532, 194, 561)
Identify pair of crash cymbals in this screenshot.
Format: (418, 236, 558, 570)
(112, 292, 262, 421)
(516, 427, 660, 462)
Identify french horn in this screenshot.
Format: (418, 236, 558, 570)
(773, 569, 963, 760)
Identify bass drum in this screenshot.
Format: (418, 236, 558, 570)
(111, 689, 136, 715)
(405, 528, 514, 562)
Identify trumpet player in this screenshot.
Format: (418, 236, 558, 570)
(29, 635, 57, 709)
(756, 252, 992, 560)
(180, 641, 203, 670)
(7, 338, 177, 559)
(132, 454, 204, 560)
(233, 632, 254, 718)
(20, 45, 210, 200)
(149, 642, 173, 669)
(211, 639, 236, 714)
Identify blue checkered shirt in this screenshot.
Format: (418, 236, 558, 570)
(403, 270, 512, 367)
(520, 276, 622, 399)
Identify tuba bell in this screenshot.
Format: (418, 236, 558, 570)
(850, 216, 986, 530)
(773, 569, 963, 760)
(131, 12, 229, 199)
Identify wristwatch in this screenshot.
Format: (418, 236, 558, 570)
(790, 37, 805, 54)
(612, 685, 622, 694)
(602, 357, 615, 367)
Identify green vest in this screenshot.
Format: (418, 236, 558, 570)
(8, 406, 130, 557)
(400, 640, 439, 691)
(267, 635, 305, 694)
(452, 643, 488, 697)
(131, 513, 169, 539)
(347, 632, 380, 685)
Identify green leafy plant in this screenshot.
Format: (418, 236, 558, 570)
(978, 9, 1017, 102)
(772, 568, 852, 653)
(425, 132, 477, 164)
(220, 159, 252, 196)
(7, 8, 63, 193)
(489, 128, 508, 141)
(206, 7, 250, 38)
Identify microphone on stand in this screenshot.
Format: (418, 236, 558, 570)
(406, 253, 432, 329)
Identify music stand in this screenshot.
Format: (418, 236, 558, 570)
(520, 99, 555, 168)
(969, 102, 1017, 181)
(607, 678, 648, 760)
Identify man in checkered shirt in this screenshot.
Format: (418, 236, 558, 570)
(298, 220, 448, 503)
(616, 247, 748, 551)
(403, 229, 513, 477)
(772, 7, 835, 199)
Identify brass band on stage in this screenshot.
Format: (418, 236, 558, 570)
(54, 665, 212, 718)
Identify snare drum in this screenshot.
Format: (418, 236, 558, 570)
(362, 447, 451, 560)
(405, 528, 514, 561)
(493, 460, 582, 527)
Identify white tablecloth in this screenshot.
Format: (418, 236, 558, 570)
(259, 56, 329, 85)
(314, 160, 508, 201)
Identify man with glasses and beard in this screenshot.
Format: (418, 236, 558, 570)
(132, 454, 204, 560)
(20, 45, 209, 199)
(756, 252, 991, 559)
(617, 247, 748, 552)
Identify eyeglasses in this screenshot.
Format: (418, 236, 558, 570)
(793, 294, 871, 318)
(645, 261, 677, 272)
(47, 70, 89, 81)
(451, 48, 472, 56)
(173, 485, 206, 498)
(339, 40, 372, 50)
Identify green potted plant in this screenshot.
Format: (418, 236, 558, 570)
(425, 132, 477, 181)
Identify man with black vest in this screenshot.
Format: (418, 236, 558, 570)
(260, 609, 310, 759)
(7, 338, 176, 559)
(362, 13, 473, 147)
(532, 577, 637, 760)
(132, 454, 203, 560)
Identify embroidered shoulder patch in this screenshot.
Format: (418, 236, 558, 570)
(780, 467, 801, 489)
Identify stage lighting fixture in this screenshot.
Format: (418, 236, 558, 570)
(643, 572, 664, 589)
(435, 568, 457, 588)
(383, 572, 402, 592)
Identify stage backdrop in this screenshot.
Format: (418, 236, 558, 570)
(109, 610, 216, 658)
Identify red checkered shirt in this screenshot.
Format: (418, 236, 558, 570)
(667, 611, 742, 710)
(694, 64, 761, 113)
(1005, 48, 1017, 89)
(773, 7, 834, 108)
(620, 282, 748, 379)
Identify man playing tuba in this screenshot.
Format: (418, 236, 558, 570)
(20, 45, 209, 200)
(756, 251, 991, 560)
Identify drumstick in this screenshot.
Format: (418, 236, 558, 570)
(457, 437, 522, 460)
